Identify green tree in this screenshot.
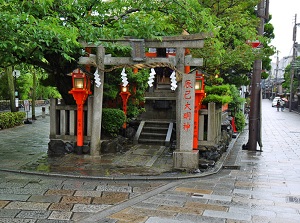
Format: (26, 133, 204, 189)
(0, 0, 274, 105)
(5, 66, 17, 111)
(0, 68, 10, 100)
(195, 0, 275, 87)
(0, 0, 215, 104)
(202, 77, 233, 105)
(282, 57, 300, 95)
(12, 65, 61, 101)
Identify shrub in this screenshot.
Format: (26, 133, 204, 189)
(0, 112, 26, 129)
(234, 111, 246, 132)
(205, 85, 231, 95)
(102, 108, 126, 136)
(228, 85, 245, 114)
(202, 94, 232, 105)
(202, 84, 233, 105)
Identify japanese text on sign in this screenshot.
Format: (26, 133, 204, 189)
(182, 79, 193, 131)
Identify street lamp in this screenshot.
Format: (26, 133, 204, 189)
(68, 68, 91, 154)
(193, 71, 205, 149)
(13, 70, 20, 111)
(119, 84, 131, 129)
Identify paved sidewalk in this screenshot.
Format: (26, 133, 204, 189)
(80, 99, 300, 223)
(0, 105, 228, 179)
(0, 99, 300, 222)
(0, 107, 50, 171)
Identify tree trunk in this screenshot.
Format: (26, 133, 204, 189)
(32, 69, 37, 120)
(56, 74, 75, 105)
(6, 66, 17, 112)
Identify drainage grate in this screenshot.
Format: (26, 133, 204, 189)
(290, 131, 300, 134)
(222, 165, 241, 170)
(286, 196, 300, 204)
(192, 193, 204, 198)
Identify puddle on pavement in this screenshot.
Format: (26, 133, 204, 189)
(20, 152, 174, 177)
(19, 144, 217, 177)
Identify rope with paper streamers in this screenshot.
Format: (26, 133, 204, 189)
(87, 61, 183, 81)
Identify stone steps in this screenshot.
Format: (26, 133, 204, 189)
(134, 121, 174, 146)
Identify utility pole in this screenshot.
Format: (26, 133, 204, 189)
(275, 50, 279, 95)
(246, 0, 268, 151)
(289, 14, 297, 112)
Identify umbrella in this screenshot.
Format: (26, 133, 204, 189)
(282, 98, 288, 102)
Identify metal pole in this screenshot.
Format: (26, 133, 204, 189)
(289, 14, 297, 112)
(13, 70, 19, 111)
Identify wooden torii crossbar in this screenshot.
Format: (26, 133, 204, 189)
(79, 33, 209, 170)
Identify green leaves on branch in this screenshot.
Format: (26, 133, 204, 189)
(0, 0, 275, 105)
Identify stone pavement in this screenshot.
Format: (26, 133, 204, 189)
(0, 105, 220, 179)
(0, 99, 300, 222)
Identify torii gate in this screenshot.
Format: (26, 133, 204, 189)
(79, 33, 209, 169)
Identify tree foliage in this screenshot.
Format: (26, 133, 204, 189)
(0, 65, 61, 100)
(282, 57, 300, 94)
(0, 0, 274, 103)
(228, 85, 245, 115)
(194, 0, 275, 87)
(0, 0, 216, 103)
(202, 81, 233, 105)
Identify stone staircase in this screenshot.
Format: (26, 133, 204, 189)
(133, 120, 174, 146)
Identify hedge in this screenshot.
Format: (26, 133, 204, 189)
(0, 112, 26, 129)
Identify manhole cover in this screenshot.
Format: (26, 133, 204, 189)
(286, 196, 300, 204)
(222, 165, 241, 170)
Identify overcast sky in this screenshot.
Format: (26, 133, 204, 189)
(269, 0, 300, 62)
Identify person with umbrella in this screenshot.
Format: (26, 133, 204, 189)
(276, 99, 281, 111)
(280, 99, 285, 111)
(281, 98, 288, 111)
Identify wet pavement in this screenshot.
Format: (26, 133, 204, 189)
(0, 106, 175, 178)
(0, 106, 221, 179)
(0, 99, 300, 222)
